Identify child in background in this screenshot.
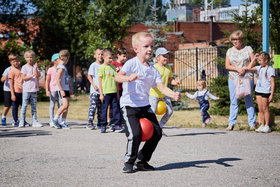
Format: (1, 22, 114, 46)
(115, 32, 181, 173)
(149, 47, 180, 136)
(86, 48, 103, 130)
(19, 50, 42, 128)
(54, 49, 72, 129)
(247, 52, 275, 133)
(8, 54, 23, 127)
(185, 79, 219, 127)
(111, 47, 128, 129)
(1, 60, 12, 125)
(111, 47, 127, 97)
(45, 53, 61, 127)
(98, 48, 123, 133)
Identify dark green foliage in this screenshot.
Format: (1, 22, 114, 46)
(209, 76, 230, 115)
(37, 87, 49, 101)
(129, 0, 166, 22)
(232, 1, 262, 51)
(209, 76, 251, 116)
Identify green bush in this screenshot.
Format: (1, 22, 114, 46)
(37, 87, 49, 102)
(209, 76, 250, 116)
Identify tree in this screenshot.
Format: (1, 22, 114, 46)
(0, 0, 37, 70)
(129, 0, 167, 22)
(32, 0, 90, 60)
(232, 1, 262, 50)
(82, 0, 131, 60)
(145, 3, 168, 55)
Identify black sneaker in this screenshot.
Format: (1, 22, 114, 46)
(135, 161, 155, 171)
(122, 163, 135, 173)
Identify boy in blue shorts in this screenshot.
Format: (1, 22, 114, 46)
(1, 60, 12, 125)
(98, 48, 123, 133)
(115, 32, 181, 173)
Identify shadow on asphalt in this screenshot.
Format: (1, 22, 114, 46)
(156, 158, 242, 170)
(167, 132, 227, 137)
(0, 129, 52, 138)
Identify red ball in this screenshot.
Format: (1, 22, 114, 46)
(139, 118, 154, 142)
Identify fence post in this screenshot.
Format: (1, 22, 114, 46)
(196, 47, 198, 81)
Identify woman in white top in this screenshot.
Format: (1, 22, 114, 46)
(225, 30, 256, 131)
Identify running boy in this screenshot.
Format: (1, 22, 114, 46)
(1, 60, 12, 125)
(247, 52, 275, 133)
(149, 47, 180, 135)
(86, 48, 103, 130)
(98, 48, 123, 133)
(185, 79, 219, 127)
(19, 50, 42, 127)
(8, 54, 23, 127)
(53, 49, 72, 129)
(115, 32, 181, 173)
(46, 53, 61, 127)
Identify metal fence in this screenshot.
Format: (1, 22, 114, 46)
(174, 46, 227, 90)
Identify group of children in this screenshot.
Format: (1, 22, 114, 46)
(1, 50, 42, 128)
(1, 49, 72, 129)
(0, 32, 276, 173)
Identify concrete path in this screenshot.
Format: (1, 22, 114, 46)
(1, 118, 280, 187)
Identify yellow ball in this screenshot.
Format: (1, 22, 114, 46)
(156, 101, 167, 115)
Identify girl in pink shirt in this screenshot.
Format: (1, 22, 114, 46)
(45, 53, 61, 127)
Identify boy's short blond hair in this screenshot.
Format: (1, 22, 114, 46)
(24, 50, 35, 57)
(8, 54, 20, 61)
(229, 30, 244, 42)
(103, 48, 114, 57)
(94, 47, 103, 54)
(197, 79, 206, 89)
(132, 32, 153, 48)
(59, 49, 70, 63)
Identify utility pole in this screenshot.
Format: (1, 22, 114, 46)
(263, 0, 269, 52)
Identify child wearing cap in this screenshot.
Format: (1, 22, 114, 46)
(45, 53, 61, 127)
(53, 49, 72, 129)
(149, 47, 180, 136)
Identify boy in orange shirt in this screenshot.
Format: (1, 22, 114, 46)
(8, 54, 23, 127)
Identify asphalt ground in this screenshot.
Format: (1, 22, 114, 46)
(1, 117, 280, 187)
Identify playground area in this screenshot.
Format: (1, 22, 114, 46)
(1, 117, 279, 186)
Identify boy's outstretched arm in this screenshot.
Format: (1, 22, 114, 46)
(115, 71, 138, 83)
(157, 82, 180, 101)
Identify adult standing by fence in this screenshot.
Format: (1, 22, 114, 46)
(225, 30, 256, 131)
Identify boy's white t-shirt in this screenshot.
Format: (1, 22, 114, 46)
(56, 64, 70, 91)
(88, 62, 100, 94)
(2, 66, 11, 91)
(120, 56, 162, 108)
(255, 65, 275, 94)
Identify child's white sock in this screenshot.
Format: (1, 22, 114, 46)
(61, 118, 66, 124)
(54, 114, 59, 121)
(2, 115, 6, 119)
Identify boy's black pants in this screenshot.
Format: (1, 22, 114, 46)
(121, 105, 162, 165)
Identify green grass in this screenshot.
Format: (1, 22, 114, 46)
(1, 94, 280, 131)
